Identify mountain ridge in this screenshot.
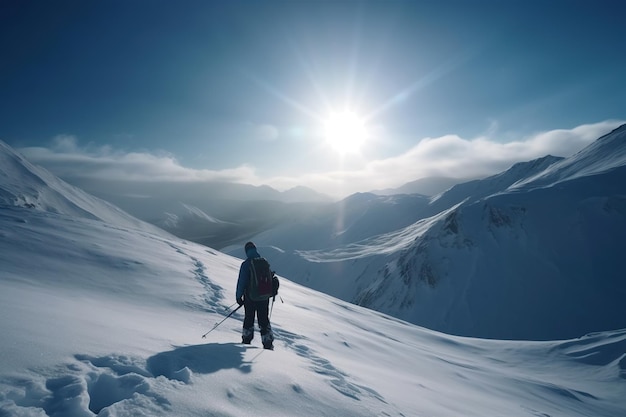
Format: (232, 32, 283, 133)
(227, 124, 626, 340)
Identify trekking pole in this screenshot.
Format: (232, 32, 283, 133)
(202, 304, 243, 338)
(269, 295, 283, 320)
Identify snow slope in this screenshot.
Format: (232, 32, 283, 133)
(513, 123, 626, 190)
(1, 142, 625, 416)
(359, 126, 626, 340)
(225, 125, 626, 340)
(0, 141, 167, 237)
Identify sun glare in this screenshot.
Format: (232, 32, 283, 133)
(324, 111, 368, 154)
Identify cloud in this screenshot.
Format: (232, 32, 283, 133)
(20, 135, 259, 183)
(263, 120, 625, 195)
(18, 120, 624, 199)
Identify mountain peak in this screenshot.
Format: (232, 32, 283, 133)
(281, 185, 333, 203)
(606, 122, 626, 134)
(513, 123, 626, 190)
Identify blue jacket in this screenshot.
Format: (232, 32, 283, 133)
(236, 246, 260, 300)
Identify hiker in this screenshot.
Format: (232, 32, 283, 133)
(236, 241, 276, 349)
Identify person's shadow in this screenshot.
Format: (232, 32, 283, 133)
(146, 343, 253, 383)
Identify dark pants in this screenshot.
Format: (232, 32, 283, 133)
(243, 297, 271, 334)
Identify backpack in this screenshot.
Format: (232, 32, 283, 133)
(247, 257, 279, 301)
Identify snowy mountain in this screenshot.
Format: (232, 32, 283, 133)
(372, 175, 469, 196)
(0, 141, 167, 237)
(153, 201, 231, 234)
(279, 185, 334, 203)
(1, 139, 625, 416)
(225, 125, 626, 340)
(66, 178, 332, 250)
(512, 124, 626, 190)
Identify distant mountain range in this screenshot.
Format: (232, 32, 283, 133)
(2, 124, 625, 341)
(59, 178, 333, 248)
(61, 175, 470, 249)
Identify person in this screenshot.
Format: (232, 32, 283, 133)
(236, 241, 274, 349)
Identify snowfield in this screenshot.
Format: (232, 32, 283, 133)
(1, 207, 625, 417)
(1, 139, 625, 416)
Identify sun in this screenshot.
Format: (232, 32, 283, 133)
(323, 111, 368, 154)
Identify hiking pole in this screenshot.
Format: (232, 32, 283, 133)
(202, 304, 243, 338)
(269, 295, 284, 320)
(269, 294, 285, 320)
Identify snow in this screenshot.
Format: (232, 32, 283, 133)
(1, 139, 626, 416)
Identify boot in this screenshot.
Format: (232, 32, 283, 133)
(242, 327, 254, 344)
(261, 327, 274, 350)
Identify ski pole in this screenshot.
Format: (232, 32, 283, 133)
(202, 304, 243, 338)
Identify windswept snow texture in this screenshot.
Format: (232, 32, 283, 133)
(225, 125, 626, 340)
(1, 139, 625, 416)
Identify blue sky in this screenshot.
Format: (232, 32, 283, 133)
(1, 0, 625, 197)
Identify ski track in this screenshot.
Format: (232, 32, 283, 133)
(273, 328, 391, 407)
(168, 242, 227, 314)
